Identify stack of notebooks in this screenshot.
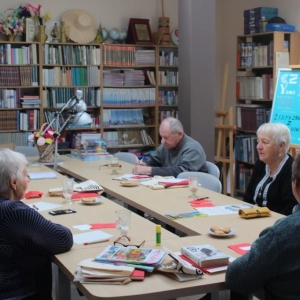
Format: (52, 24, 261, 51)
(74, 245, 166, 285)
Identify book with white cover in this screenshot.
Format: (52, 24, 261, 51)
(180, 244, 230, 267)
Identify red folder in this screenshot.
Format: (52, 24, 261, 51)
(62, 192, 101, 200)
(158, 180, 189, 187)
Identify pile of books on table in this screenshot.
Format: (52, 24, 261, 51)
(74, 245, 166, 285)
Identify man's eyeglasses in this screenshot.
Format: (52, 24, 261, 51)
(114, 240, 145, 248)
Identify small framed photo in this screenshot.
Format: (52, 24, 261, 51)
(126, 18, 154, 45)
(45, 21, 61, 42)
(26, 18, 36, 42)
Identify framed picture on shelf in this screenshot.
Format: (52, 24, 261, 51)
(26, 18, 36, 42)
(45, 21, 61, 42)
(126, 18, 154, 45)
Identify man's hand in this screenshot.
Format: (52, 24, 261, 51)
(136, 160, 146, 166)
(132, 165, 152, 175)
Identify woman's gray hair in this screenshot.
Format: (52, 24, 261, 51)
(0, 149, 28, 195)
(257, 122, 291, 154)
(162, 117, 184, 134)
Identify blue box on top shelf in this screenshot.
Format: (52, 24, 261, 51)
(243, 7, 278, 21)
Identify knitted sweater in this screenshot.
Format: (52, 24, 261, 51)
(226, 209, 300, 300)
(0, 197, 73, 299)
(144, 134, 206, 177)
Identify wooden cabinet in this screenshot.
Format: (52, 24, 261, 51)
(235, 31, 300, 194)
(0, 41, 40, 145)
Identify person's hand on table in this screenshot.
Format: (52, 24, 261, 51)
(132, 165, 152, 175)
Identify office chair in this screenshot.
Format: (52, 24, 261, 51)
(205, 161, 220, 179)
(177, 171, 222, 193)
(14, 146, 39, 157)
(114, 152, 138, 165)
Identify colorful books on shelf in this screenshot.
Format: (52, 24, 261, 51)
(180, 244, 230, 268)
(95, 245, 166, 266)
(103, 109, 145, 127)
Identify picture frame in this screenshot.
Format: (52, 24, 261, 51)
(126, 18, 154, 45)
(26, 18, 36, 42)
(45, 21, 61, 42)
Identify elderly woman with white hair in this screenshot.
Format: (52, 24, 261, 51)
(0, 148, 73, 300)
(243, 122, 297, 216)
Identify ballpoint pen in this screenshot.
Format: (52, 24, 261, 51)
(195, 197, 209, 201)
(140, 155, 145, 163)
(84, 239, 110, 245)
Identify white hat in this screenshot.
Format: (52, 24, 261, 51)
(61, 9, 97, 43)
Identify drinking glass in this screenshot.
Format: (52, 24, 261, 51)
(62, 177, 74, 204)
(110, 156, 119, 175)
(115, 209, 131, 241)
(188, 176, 199, 199)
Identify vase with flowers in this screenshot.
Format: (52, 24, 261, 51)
(0, 8, 24, 41)
(18, 3, 51, 42)
(28, 123, 59, 162)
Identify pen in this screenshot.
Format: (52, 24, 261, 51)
(140, 156, 145, 163)
(196, 197, 209, 201)
(84, 239, 109, 245)
(33, 204, 39, 211)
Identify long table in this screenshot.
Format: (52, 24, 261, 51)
(26, 158, 284, 300)
(57, 156, 284, 237)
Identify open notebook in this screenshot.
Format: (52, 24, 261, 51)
(49, 180, 104, 196)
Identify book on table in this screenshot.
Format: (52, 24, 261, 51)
(95, 245, 166, 265)
(180, 244, 230, 267)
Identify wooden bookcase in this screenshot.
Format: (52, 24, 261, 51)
(0, 41, 179, 156)
(235, 31, 300, 195)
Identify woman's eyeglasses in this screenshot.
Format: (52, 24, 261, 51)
(114, 240, 145, 248)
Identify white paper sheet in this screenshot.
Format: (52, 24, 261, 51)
(73, 230, 113, 244)
(73, 224, 91, 231)
(195, 205, 241, 216)
(27, 201, 63, 212)
(28, 172, 57, 180)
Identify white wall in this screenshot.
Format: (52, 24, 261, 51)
(217, 0, 300, 112)
(1, 0, 179, 37)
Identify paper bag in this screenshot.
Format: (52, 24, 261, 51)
(239, 207, 271, 219)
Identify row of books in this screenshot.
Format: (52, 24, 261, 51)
(42, 66, 99, 87)
(159, 110, 178, 123)
(103, 69, 150, 86)
(159, 50, 178, 66)
(0, 66, 38, 87)
(236, 72, 273, 100)
(102, 45, 155, 66)
(43, 44, 101, 65)
(0, 131, 33, 146)
(0, 43, 38, 65)
(42, 87, 101, 108)
(237, 40, 288, 68)
(21, 96, 41, 108)
(103, 109, 144, 127)
(158, 70, 179, 86)
(236, 104, 271, 131)
(102, 88, 156, 106)
(0, 109, 39, 131)
(0, 88, 21, 108)
(237, 163, 253, 192)
(158, 90, 178, 105)
(235, 134, 259, 164)
(103, 129, 154, 147)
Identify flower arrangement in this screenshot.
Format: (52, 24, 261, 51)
(18, 3, 51, 25)
(28, 124, 59, 146)
(0, 9, 24, 36)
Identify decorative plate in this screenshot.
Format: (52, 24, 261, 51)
(207, 228, 237, 237)
(80, 197, 104, 205)
(171, 27, 179, 45)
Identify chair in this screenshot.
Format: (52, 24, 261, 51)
(114, 152, 138, 165)
(177, 171, 222, 193)
(205, 161, 220, 179)
(14, 146, 39, 157)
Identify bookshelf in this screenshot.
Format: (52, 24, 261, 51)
(235, 31, 300, 195)
(0, 41, 40, 146)
(157, 45, 179, 131)
(0, 42, 179, 156)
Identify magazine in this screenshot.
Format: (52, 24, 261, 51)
(95, 245, 166, 265)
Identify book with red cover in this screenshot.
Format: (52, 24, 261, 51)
(63, 192, 101, 200)
(130, 269, 145, 281)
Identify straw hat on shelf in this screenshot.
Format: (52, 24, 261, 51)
(61, 9, 97, 43)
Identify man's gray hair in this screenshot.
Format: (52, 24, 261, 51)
(257, 122, 291, 154)
(0, 148, 27, 195)
(162, 117, 184, 134)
